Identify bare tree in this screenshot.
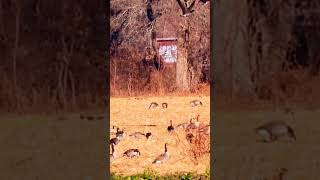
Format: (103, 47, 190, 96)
(176, 19, 191, 91)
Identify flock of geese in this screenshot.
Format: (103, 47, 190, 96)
(109, 95, 296, 179)
(109, 99, 210, 165)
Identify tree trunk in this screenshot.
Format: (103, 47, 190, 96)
(176, 19, 190, 91)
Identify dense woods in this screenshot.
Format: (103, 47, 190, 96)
(110, 0, 210, 96)
(214, 0, 320, 108)
(0, 0, 107, 113)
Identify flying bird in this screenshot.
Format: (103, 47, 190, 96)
(176, 0, 196, 17)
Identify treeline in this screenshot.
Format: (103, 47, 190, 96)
(0, 0, 107, 113)
(110, 0, 210, 96)
(214, 0, 320, 108)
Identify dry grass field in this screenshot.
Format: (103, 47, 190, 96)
(110, 96, 210, 176)
(214, 109, 320, 180)
(0, 113, 106, 180)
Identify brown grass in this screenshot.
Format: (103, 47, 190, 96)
(110, 96, 210, 175)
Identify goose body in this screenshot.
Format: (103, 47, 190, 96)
(162, 102, 168, 109)
(110, 136, 120, 146)
(123, 149, 141, 158)
(167, 120, 174, 134)
(152, 143, 169, 164)
(116, 128, 125, 140)
(186, 133, 195, 143)
(255, 121, 296, 142)
(129, 132, 146, 139)
(149, 102, 159, 109)
(190, 100, 203, 107)
(186, 115, 200, 129)
(146, 132, 152, 139)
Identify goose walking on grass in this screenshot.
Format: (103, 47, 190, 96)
(149, 102, 158, 109)
(162, 102, 168, 109)
(123, 149, 141, 158)
(255, 121, 296, 143)
(129, 132, 153, 140)
(110, 136, 120, 146)
(110, 144, 116, 162)
(186, 115, 200, 130)
(152, 143, 169, 164)
(129, 132, 146, 139)
(190, 99, 203, 107)
(167, 120, 174, 134)
(186, 133, 195, 143)
(146, 132, 153, 140)
(116, 128, 125, 140)
(190, 114, 200, 124)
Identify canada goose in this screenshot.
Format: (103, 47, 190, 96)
(129, 132, 146, 139)
(186, 115, 200, 129)
(110, 136, 120, 146)
(152, 143, 169, 164)
(190, 100, 203, 107)
(110, 144, 116, 162)
(116, 128, 125, 140)
(162, 102, 168, 109)
(149, 102, 159, 109)
(123, 149, 141, 158)
(190, 114, 200, 123)
(186, 133, 194, 143)
(255, 121, 296, 143)
(146, 132, 152, 139)
(167, 120, 174, 134)
(176, 0, 196, 17)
